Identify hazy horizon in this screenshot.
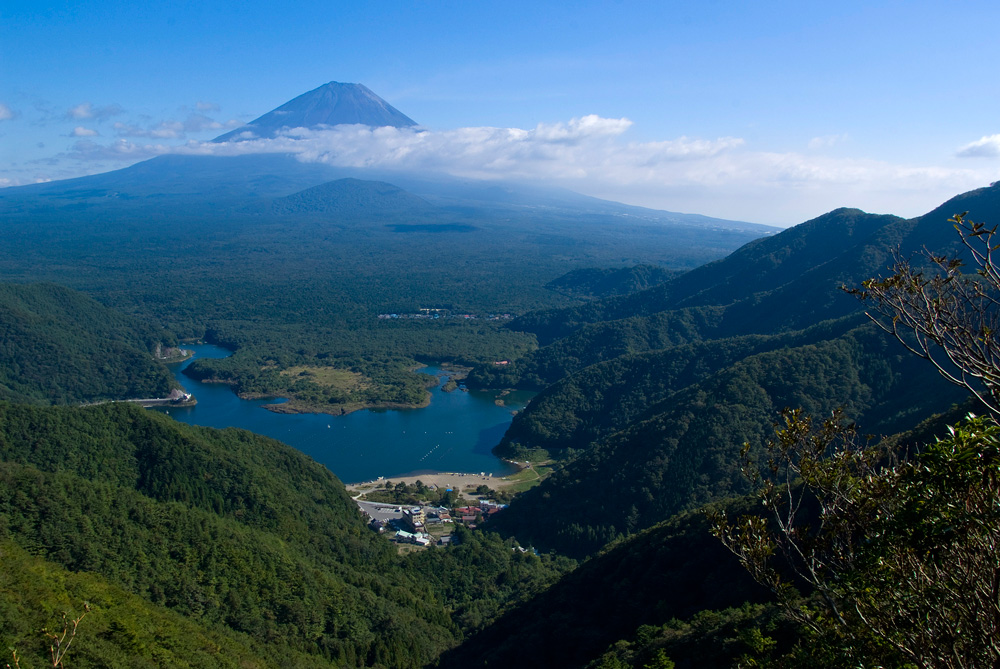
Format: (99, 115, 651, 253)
(3, 0, 999, 227)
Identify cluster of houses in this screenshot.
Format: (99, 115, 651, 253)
(360, 498, 508, 547)
(376, 311, 513, 321)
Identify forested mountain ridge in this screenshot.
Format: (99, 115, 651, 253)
(477, 183, 1000, 559)
(471, 184, 1000, 395)
(490, 323, 967, 557)
(496, 314, 868, 456)
(502, 183, 1000, 354)
(505, 208, 902, 346)
(0, 282, 178, 404)
(0, 401, 460, 666)
(468, 208, 907, 390)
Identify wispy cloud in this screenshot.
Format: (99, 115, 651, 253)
(66, 102, 124, 121)
(113, 113, 239, 139)
(0, 103, 16, 121)
(67, 138, 174, 161)
(195, 101, 221, 112)
(957, 134, 1000, 158)
(114, 120, 185, 139)
(71, 126, 99, 137)
(808, 134, 849, 150)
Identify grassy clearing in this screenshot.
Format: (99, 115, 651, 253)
(504, 463, 555, 493)
(279, 365, 370, 391)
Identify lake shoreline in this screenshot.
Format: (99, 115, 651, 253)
(165, 344, 531, 483)
(255, 393, 432, 416)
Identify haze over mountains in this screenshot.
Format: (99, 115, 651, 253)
(0, 82, 772, 236)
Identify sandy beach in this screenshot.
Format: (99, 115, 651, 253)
(345, 470, 520, 495)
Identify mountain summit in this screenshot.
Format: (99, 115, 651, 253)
(213, 81, 417, 142)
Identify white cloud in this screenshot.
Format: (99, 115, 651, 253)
(196, 101, 220, 112)
(66, 102, 124, 121)
(0, 103, 15, 121)
(67, 103, 91, 119)
(957, 134, 1000, 158)
(71, 126, 99, 137)
(51, 115, 997, 225)
(808, 134, 849, 150)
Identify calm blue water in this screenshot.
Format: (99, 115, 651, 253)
(157, 344, 529, 483)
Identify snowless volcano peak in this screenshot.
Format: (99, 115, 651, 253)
(213, 81, 417, 142)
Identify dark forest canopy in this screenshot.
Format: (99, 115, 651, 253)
(0, 282, 178, 405)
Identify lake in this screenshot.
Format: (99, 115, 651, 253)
(158, 344, 531, 483)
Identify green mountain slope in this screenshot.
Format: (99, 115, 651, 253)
(490, 323, 967, 557)
(470, 208, 908, 391)
(470, 184, 1000, 558)
(0, 282, 178, 404)
(0, 541, 284, 668)
(438, 502, 770, 668)
(497, 315, 867, 458)
(510, 185, 1000, 368)
(507, 208, 901, 347)
(0, 402, 457, 666)
(442, 403, 974, 669)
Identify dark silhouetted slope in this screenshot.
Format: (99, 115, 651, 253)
(438, 503, 770, 669)
(545, 264, 680, 299)
(272, 177, 436, 218)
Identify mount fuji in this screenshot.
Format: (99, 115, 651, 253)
(213, 81, 417, 142)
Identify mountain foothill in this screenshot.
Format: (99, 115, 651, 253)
(0, 81, 997, 667)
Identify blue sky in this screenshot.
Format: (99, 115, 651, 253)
(2, 0, 999, 226)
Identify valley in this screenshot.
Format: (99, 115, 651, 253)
(2, 79, 998, 668)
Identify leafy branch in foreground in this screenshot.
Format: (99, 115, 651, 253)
(44, 606, 89, 668)
(6, 604, 90, 669)
(714, 409, 1000, 668)
(845, 212, 1000, 416)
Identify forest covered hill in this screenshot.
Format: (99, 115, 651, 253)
(0, 282, 178, 405)
(473, 183, 1000, 558)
